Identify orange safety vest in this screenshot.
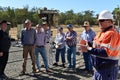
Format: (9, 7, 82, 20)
(93, 28, 120, 60)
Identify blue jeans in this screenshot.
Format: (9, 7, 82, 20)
(35, 46, 49, 70)
(83, 52, 92, 70)
(67, 45, 76, 69)
(55, 47, 66, 63)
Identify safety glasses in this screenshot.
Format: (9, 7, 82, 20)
(99, 20, 106, 22)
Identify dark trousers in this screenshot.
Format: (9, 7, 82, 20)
(55, 47, 66, 63)
(93, 65, 119, 80)
(0, 52, 9, 75)
(83, 52, 92, 70)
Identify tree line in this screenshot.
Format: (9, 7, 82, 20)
(0, 6, 120, 27)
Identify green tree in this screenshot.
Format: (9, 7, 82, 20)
(82, 10, 95, 25)
(113, 6, 120, 27)
(6, 7, 16, 27)
(15, 7, 28, 24)
(58, 12, 66, 24)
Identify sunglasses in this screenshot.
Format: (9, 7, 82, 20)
(99, 20, 106, 22)
(84, 26, 89, 27)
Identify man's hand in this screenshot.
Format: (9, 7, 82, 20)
(78, 44, 88, 52)
(66, 37, 71, 40)
(55, 44, 60, 48)
(0, 52, 3, 57)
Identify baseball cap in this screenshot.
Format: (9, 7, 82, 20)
(25, 19, 31, 24)
(67, 24, 73, 28)
(58, 26, 63, 30)
(36, 24, 41, 28)
(42, 22, 47, 25)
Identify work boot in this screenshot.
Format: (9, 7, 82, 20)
(53, 63, 58, 66)
(46, 69, 51, 73)
(20, 71, 26, 75)
(62, 64, 66, 68)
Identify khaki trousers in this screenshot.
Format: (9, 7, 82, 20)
(22, 45, 36, 72)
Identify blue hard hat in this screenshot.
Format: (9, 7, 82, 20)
(67, 24, 73, 28)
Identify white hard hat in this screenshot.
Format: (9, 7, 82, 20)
(98, 10, 113, 20)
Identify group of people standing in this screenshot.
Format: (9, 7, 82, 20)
(21, 19, 78, 74)
(53, 24, 77, 72)
(0, 10, 120, 80)
(21, 20, 51, 74)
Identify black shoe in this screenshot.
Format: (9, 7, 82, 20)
(53, 63, 58, 66)
(62, 64, 66, 68)
(41, 65, 45, 68)
(46, 69, 51, 73)
(20, 71, 26, 75)
(87, 70, 94, 74)
(81, 68, 89, 71)
(1, 74, 9, 79)
(72, 68, 76, 72)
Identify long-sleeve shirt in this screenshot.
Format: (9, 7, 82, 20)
(88, 26, 119, 68)
(0, 30, 11, 52)
(65, 30, 77, 47)
(21, 28, 36, 45)
(54, 32, 65, 49)
(35, 31, 46, 46)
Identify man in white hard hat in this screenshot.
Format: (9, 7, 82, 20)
(79, 10, 120, 80)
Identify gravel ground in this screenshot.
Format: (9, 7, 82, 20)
(4, 46, 120, 80)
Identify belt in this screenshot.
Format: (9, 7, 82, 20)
(36, 45, 44, 48)
(24, 44, 34, 46)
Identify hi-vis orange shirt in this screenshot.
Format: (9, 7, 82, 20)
(93, 27, 120, 60)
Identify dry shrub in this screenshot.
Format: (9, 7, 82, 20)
(51, 25, 100, 37)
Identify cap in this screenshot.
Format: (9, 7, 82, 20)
(36, 24, 41, 28)
(0, 20, 11, 25)
(25, 19, 31, 24)
(67, 24, 73, 28)
(58, 26, 63, 30)
(83, 21, 90, 27)
(42, 22, 47, 25)
(98, 10, 114, 20)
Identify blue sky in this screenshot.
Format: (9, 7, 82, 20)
(0, 0, 120, 14)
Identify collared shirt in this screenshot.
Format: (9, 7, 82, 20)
(54, 32, 65, 49)
(21, 28, 36, 45)
(80, 29, 96, 43)
(65, 30, 77, 46)
(35, 31, 46, 46)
